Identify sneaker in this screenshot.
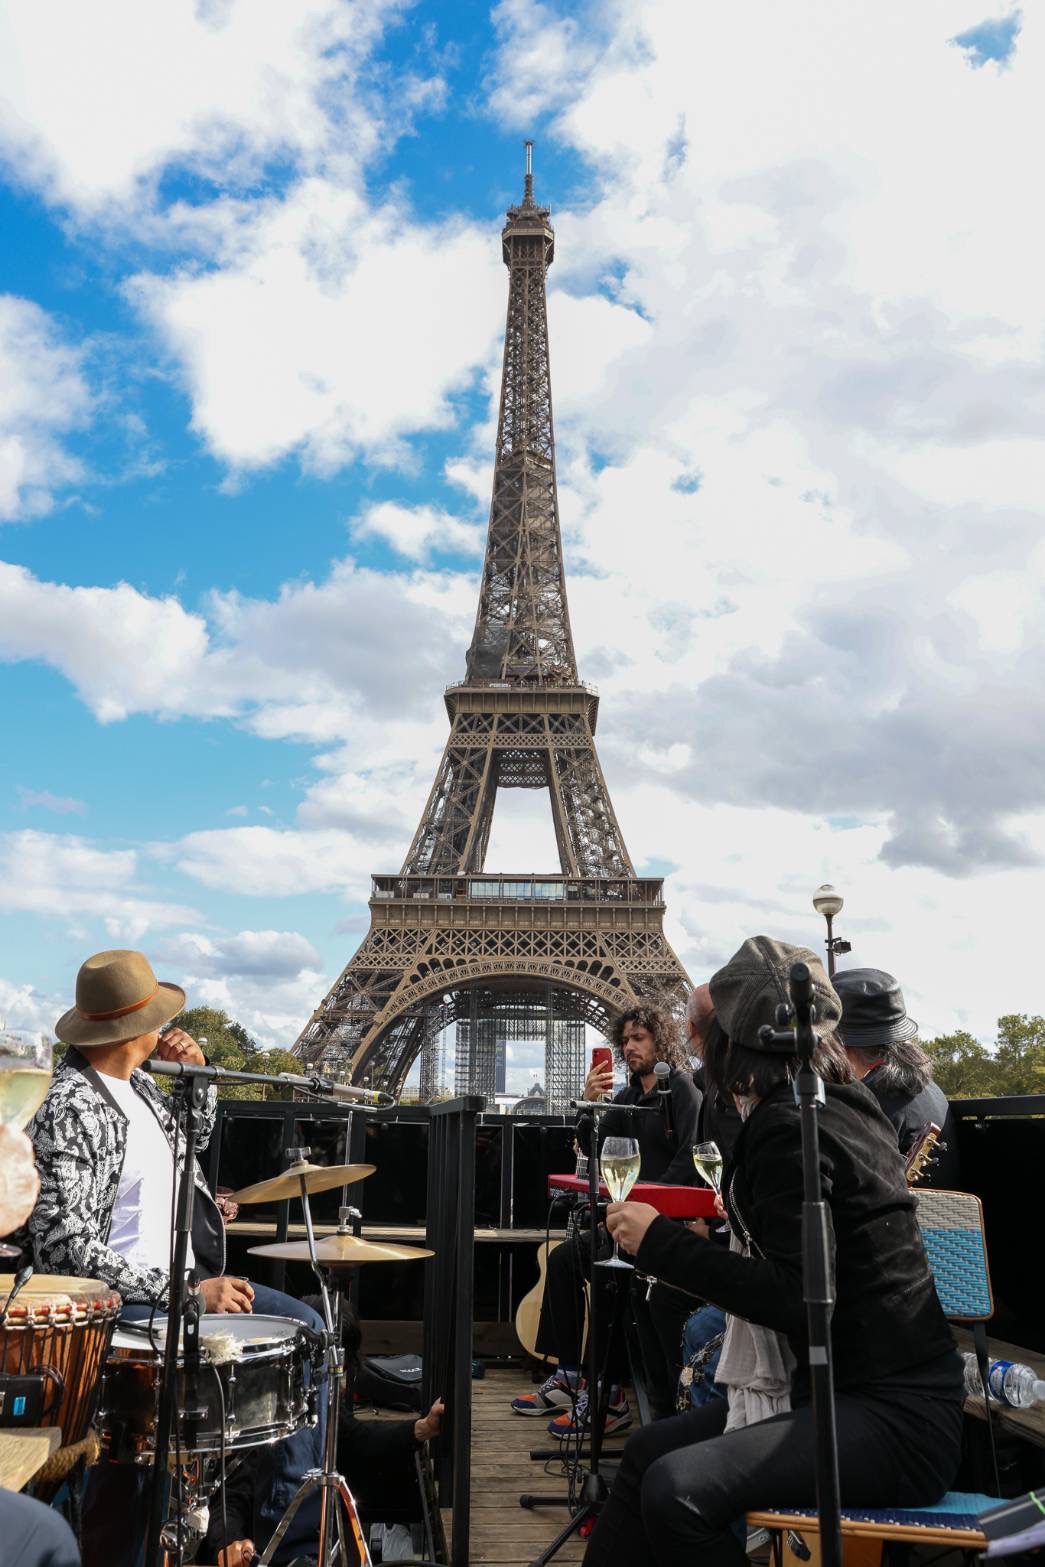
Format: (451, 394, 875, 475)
(510, 1368, 580, 1416)
(546, 1387, 631, 1438)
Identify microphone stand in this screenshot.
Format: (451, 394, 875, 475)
(524, 1101, 656, 1565)
(141, 1058, 394, 1566)
(144, 1070, 209, 1567)
(758, 962, 843, 1567)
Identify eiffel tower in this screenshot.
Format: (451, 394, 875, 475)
(293, 147, 691, 1104)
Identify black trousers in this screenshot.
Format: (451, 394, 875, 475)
(534, 1227, 617, 1372)
(630, 1280, 694, 1421)
(534, 1229, 692, 1412)
(582, 1384, 963, 1567)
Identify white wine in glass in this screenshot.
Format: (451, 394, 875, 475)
(597, 1135, 641, 1271)
(692, 1140, 723, 1193)
(0, 1031, 53, 1129)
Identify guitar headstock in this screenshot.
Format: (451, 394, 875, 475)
(904, 1121, 943, 1187)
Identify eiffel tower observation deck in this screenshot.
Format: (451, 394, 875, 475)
(293, 147, 691, 1104)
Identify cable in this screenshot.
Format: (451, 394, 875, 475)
(214, 1364, 229, 1565)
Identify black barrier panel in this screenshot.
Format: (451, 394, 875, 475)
(361, 1117, 429, 1224)
(955, 1101, 1045, 1352)
(290, 1114, 352, 1222)
(216, 1113, 286, 1223)
(510, 1119, 577, 1228)
(474, 1121, 504, 1229)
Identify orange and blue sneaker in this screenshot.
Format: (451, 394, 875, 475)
(546, 1386, 631, 1437)
(510, 1368, 581, 1416)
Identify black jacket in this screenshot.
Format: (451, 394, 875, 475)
(692, 1065, 743, 1160)
(577, 1069, 702, 1185)
(635, 1079, 956, 1396)
(862, 1069, 961, 1189)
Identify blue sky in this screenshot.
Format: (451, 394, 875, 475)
(1, 0, 1042, 1082)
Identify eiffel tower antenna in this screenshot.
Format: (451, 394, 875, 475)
(293, 153, 691, 1101)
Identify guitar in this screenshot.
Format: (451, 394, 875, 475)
(515, 1241, 569, 1363)
(904, 1122, 942, 1187)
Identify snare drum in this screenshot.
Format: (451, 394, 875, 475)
(0, 1274, 121, 1500)
(99, 1313, 313, 1463)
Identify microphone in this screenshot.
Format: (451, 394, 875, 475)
(654, 1061, 675, 1141)
(324, 1081, 397, 1108)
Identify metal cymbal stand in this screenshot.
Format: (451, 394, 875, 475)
(258, 1149, 371, 1567)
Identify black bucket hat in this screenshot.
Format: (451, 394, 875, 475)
(709, 936, 841, 1048)
(834, 968, 918, 1052)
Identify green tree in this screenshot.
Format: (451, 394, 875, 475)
(991, 1014, 1045, 1096)
(922, 1030, 997, 1098)
(172, 1007, 301, 1101)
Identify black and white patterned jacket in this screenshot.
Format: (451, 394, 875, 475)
(26, 1049, 225, 1307)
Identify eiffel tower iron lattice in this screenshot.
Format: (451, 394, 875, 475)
(293, 147, 691, 1103)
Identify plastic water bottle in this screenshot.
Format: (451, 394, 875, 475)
(962, 1352, 1045, 1408)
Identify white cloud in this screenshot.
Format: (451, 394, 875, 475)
(17, 787, 86, 816)
(155, 928, 321, 979)
(0, 830, 200, 939)
(156, 825, 381, 898)
(0, 0, 398, 213)
(352, 501, 484, 562)
(0, 296, 91, 520)
(0, 976, 62, 1038)
(128, 184, 503, 474)
(0, 555, 472, 730)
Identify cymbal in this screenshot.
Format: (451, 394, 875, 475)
(248, 1235, 434, 1267)
(231, 1162, 376, 1205)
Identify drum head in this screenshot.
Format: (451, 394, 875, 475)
(141, 1314, 303, 1350)
(0, 1275, 119, 1318)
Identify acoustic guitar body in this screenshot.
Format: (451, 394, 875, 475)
(515, 1240, 560, 1363)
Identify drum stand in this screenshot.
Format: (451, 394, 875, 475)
(258, 1153, 372, 1567)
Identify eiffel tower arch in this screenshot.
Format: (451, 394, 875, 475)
(293, 147, 691, 1103)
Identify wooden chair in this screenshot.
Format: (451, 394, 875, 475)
(748, 1189, 1003, 1564)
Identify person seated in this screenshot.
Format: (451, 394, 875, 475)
(25, 949, 326, 1567)
(511, 1005, 702, 1433)
(205, 1301, 444, 1566)
(582, 936, 963, 1567)
(0, 1124, 81, 1567)
(680, 984, 743, 1407)
(834, 967, 961, 1187)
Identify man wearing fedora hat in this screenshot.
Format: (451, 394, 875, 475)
(26, 949, 326, 1567)
(833, 968, 960, 1188)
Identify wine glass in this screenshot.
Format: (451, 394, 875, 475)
(692, 1140, 723, 1193)
(596, 1135, 641, 1271)
(0, 1031, 53, 1130)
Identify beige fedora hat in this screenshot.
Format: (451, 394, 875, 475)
(55, 949, 185, 1049)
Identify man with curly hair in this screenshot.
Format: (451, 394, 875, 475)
(510, 1003, 702, 1431)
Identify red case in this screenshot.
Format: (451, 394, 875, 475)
(590, 1046, 613, 1073)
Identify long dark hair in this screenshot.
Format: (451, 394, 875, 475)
(702, 1016, 854, 1101)
(610, 1004, 690, 1072)
(850, 1037, 932, 1095)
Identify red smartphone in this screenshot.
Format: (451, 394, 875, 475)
(591, 1046, 613, 1076)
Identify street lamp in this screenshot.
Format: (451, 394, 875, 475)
(812, 884, 851, 977)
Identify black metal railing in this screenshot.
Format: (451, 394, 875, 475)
(423, 1098, 483, 1566)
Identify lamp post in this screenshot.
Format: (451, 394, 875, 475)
(813, 884, 851, 977)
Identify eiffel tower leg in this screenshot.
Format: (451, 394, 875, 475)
(548, 739, 634, 878)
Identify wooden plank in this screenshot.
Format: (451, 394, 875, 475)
(465, 1369, 593, 1564)
(0, 1427, 61, 1492)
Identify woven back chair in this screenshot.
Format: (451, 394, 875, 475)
(748, 1188, 1002, 1565)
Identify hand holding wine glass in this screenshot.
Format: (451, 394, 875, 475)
(597, 1136, 641, 1270)
(692, 1140, 723, 1193)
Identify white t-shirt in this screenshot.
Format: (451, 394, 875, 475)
(101, 1073, 195, 1274)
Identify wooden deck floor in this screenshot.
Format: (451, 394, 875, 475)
(468, 1367, 595, 1565)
